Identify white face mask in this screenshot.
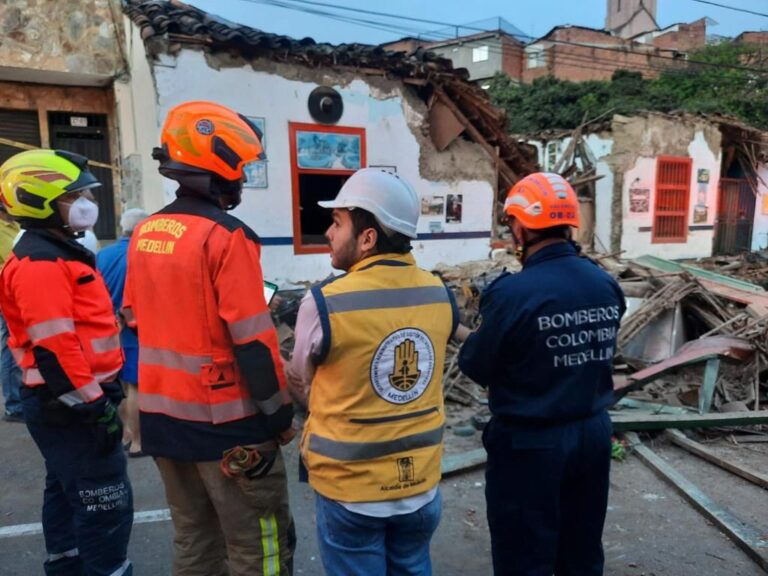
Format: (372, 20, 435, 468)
(64, 196, 99, 232)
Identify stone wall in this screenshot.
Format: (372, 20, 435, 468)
(0, 0, 125, 83)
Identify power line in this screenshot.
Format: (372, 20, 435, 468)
(243, 0, 768, 76)
(258, 0, 488, 34)
(200, 0, 767, 78)
(688, 0, 768, 18)
(263, 0, 427, 37)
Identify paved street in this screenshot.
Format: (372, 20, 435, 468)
(2, 417, 766, 575)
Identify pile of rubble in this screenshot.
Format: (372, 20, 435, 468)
(433, 248, 768, 429)
(603, 254, 768, 417)
(271, 248, 768, 436)
(683, 253, 768, 290)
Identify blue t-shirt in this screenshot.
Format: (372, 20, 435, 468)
(96, 236, 138, 384)
(459, 242, 626, 424)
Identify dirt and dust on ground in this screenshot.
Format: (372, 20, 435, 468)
(4, 248, 768, 574)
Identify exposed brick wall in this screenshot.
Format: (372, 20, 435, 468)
(521, 28, 662, 82)
(500, 36, 523, 81)
(736, 32, 768, 46)
(652, 20, 706, 52)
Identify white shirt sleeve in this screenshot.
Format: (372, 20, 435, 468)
(285, 290, 323, 407)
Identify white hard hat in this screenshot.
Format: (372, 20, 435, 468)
(318, 168, 419, 238)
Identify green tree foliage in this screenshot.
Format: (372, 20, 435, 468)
(487, 41, 768, 133)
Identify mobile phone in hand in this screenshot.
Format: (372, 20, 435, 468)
(263, 280, 278, 305)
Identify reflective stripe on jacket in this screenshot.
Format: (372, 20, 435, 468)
(0, 230, 123, 404)
(302, 252, 457, 502)
(123, 195, 287, 461)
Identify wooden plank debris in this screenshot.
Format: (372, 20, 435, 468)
(631, 255, 766, 294)
(441, 448, 486, 476)
(618, 277, 698, 347)
(699, 357, 720, 413)
(665, 429, 768, 490)
(625, 336, 754, 387)
(615, 398, 695, 415)
(626, 432, 768, 571)
(611, 410, 768, 431)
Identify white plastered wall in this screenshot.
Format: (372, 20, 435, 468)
(113, 16, 165, 215)
(620, 130, 721, 259)
(129, 49, 495, 284)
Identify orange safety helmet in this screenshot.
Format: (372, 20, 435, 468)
(154, 101, 265, 182)
(503, 172, 580, 229)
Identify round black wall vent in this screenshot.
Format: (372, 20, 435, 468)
(308, 86, 344, 124)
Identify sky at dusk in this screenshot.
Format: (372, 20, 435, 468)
(186, 0, 764, 45)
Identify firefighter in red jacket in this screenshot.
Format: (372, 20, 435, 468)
(122, 101, 294, 575)
(0, 149, 133, 576)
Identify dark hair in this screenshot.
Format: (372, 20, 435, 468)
(529, 225, 571, 241)
(349, 208, 412, 254)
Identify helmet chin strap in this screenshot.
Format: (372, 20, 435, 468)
(160, 164, 243, 211)
(209, 177, 243, 210)
(511, 227, 561, 263)
(511, 229, 525, 263)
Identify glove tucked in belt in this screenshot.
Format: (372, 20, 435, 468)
(220, 441, 278, 480)
(71, 395, 124, 455)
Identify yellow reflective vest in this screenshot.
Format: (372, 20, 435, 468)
(301, 252, 457, 502)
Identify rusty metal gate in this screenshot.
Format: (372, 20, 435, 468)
(713, 178, 755, 255)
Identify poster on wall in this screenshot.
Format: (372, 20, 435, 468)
(694, 168, 709, 222)
(446, 194, 463, 223)
(629, 186, 650, 213)
(243, 117, 267, 188)
(421, 195, 445, 216)
(762, 194, 768, 215)
(429, 221, 443, 233)
(296, 130, 361, 170)
(693, 205, 708, 223)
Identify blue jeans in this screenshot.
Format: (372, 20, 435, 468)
(0, 313, 22, 416)
(21, 387, 134, 576)
(315, 490, 441, 576)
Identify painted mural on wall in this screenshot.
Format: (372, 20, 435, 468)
(243, 117, 267, 188)
(296, 130, 361, 170)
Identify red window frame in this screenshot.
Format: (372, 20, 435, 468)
(652, 156, 692, 244)
(289, 122, 366, 254)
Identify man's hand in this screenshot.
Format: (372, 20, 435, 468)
(277, 426, 296, 446)
(72, 396, 123, 455)
(453, 324, 472, 343)
(94, 401, 123, 455)
(266, 402, 294, 440)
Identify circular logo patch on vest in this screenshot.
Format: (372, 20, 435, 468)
(195, 119, 215, 135)
(370, 328, 435, 405)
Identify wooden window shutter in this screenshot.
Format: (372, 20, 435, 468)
(652, 156, 692, 243)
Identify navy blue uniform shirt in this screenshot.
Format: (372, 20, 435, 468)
(459, 242, 626, 424)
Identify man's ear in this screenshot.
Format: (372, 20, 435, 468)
(359, 227, 378, 252)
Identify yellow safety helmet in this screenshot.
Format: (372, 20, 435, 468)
(0, 149, 101, 221)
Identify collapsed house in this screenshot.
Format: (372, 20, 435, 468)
(118, 0, 535, 283)
(527, 111, 768, 259)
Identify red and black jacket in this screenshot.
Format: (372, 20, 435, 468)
(123, 195, 291, 461)
(0, 229, 123, 407)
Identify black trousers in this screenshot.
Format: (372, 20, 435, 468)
(483, 410, 612, 576)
